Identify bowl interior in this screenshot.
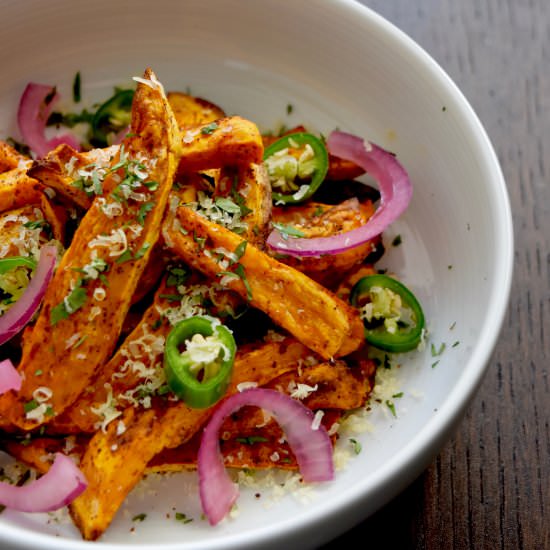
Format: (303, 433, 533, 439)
(0, 1, 512, 549)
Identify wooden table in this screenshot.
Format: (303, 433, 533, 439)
(323, 1, 549, 548)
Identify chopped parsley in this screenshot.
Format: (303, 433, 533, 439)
(431, 342, 446, 357)
(201, 122, 218, 135)
(132, 513, 147, 522)
(137, 202, 154, 225)
(235, 436, 269, 445)
(115, 243, 150, 264)
(233, 240, 247, 262)
(215, 197, 242, 215)
(166, 265, 189, 288)
(385, 399, 397, 418)
(349, 438, 362, 454)
(230, 177, 252, 217)
(50, 285, 88, 325)
(73, 71, 82, 103)
(312, 205, 325, 217)
(272, 222, 306, 239)
(234, 263, 252, 301)
(175, 512, 193, 524)
(23, 400, 39, 413)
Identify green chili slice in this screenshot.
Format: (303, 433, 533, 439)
(263, 132, 328, 204)
(0, 256, 36, 275)
(350, 274, 425, 353)
(91, 89, 134, 147)
(163, 316, 236, 409)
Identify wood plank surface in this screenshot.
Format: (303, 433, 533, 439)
(322, 1, 550, 548)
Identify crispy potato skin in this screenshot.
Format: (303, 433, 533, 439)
(164, 205, 364, 359)
(0, 69, 182, 430)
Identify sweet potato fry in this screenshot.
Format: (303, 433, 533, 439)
(28, 144, 119, 210)
(0, 140, 28, 173)
(0, 68, 182, 430)
(271, 198, 379, 287)
(0, 204, 56, 258)
(164, 205, 364, 358)
(148, 409, 343, 473)
(0, 165, 45, 214)
(213, 163, 272, 247)
(68, 337, 309, 540)
(167, 91, 225, 129)
(177, 116, 263, 174)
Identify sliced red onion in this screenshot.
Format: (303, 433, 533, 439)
(17, 83, 81, 158)
(0, 359, 22, 395)
(0, 245, 57, 346)
(198, 387, 334, 525)
(0, 452, 87, 512)
(266, 130, 412, 257)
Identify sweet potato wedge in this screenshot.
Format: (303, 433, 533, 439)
(27, 144, 119, 210)
(0, 140, 28, 173)
(167, 91, 225, 129)
(176, 116, 264, 175)
(271, 198, 379, 287)
(0, 68, 182, 430)
(0, 165, 45, 214)
(69, 337, 309, 540)
(164, 205, 364, 359)
(0, 204, 56, 259)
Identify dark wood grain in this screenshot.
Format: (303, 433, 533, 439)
(322, 1, 550, 549)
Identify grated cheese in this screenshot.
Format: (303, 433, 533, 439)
(311, 410, 324, 430)
(88, 228, 128, 257)
(288, 381, 318, 400)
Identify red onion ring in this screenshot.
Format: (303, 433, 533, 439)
(0, 245, 57, 346)
(198, 387, 334, 525)
(17, 83, 81, 158)
(0, 452, 87, 512)
(0, 359, 22, 395)
(266, 130, 413, 257)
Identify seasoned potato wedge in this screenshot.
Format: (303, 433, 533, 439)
(164, 205, 364, 358)
(167, 91, 225, 129)
(69, 337, 310, 540)
(0, 166, 45, 214)
(271, 198, 379, 287)
(0, 69, 182, 430)
(0, 140, 29, 173)
(177, 116, 264, 174)
(28, 144, 119, 210)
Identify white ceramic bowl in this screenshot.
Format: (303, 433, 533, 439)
(0, 1, 513, 549)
